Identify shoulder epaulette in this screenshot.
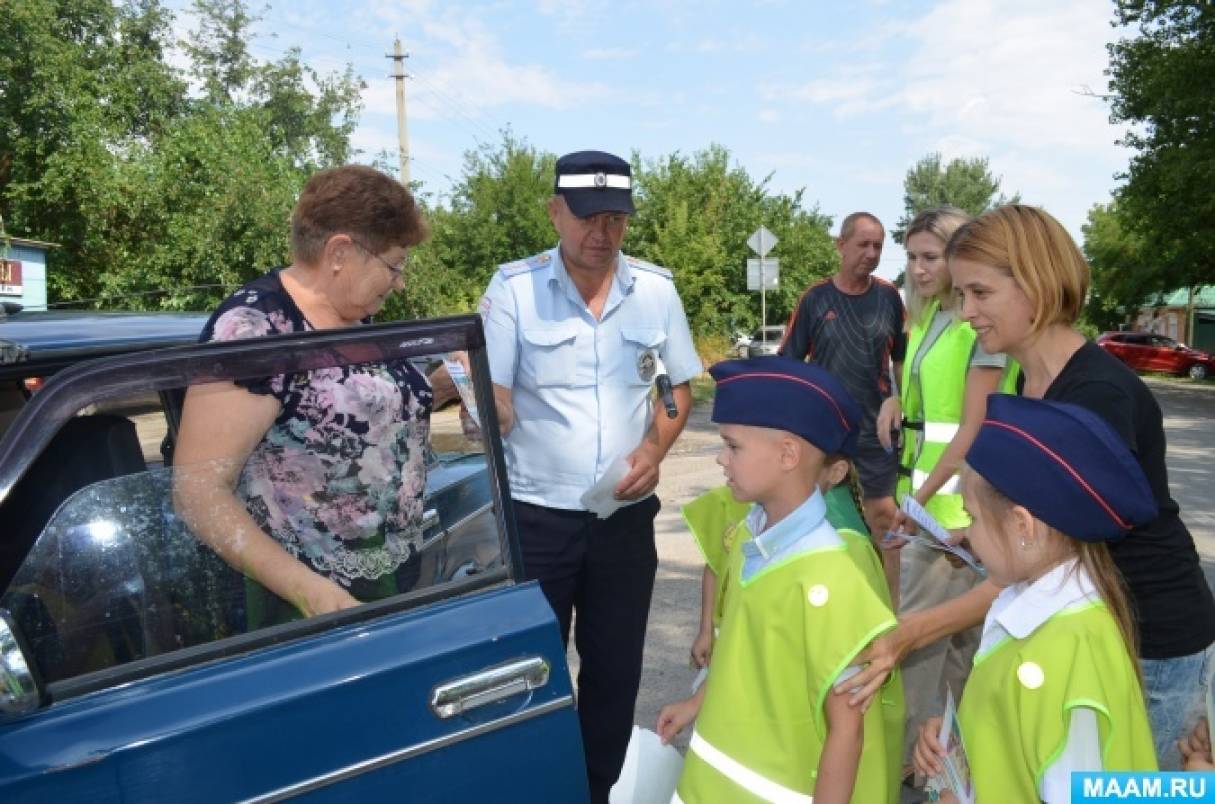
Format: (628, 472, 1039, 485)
(499, 251, 552, 278)
(624, 255, 672, 279)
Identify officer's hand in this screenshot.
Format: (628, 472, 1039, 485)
(615, 443, 660, 500)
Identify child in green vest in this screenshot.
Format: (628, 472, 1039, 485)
(658, 357, 904, 804)
(684, 459, 876, 669)
(913, 394, 1158, 802)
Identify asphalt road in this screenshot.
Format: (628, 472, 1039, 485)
(622, 376, 1215, 755)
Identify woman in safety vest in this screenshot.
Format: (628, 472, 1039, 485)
(838, 205, 1215, 773)
(874, 207, 1014, 766)
(913, 394, 1157, 802)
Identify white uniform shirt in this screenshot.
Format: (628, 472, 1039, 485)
(978, 559, 1104, 803)
(481, 246, 701, 510)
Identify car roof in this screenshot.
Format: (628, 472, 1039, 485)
(0, 310, 208, 379)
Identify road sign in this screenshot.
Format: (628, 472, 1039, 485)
(747, 226, 778, 257)
(746, 258, 779, 290)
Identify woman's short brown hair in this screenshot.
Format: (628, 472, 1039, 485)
(946, 204, 1089, 333)
(290, 165, 428, 264)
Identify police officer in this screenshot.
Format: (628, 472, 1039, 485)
(480, 150, 701, 802)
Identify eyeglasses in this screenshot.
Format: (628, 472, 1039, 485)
(349, 237, 408, 278)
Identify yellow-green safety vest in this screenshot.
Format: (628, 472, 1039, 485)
(675, 522, 904, 803)
(682, 485, 881, 631)
(959, 601, 1156, 802)
(897, 300, 1020, 529)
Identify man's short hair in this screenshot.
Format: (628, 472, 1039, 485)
(838, 211, 884, 242)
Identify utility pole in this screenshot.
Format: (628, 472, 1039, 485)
(388, 37, 410, 185)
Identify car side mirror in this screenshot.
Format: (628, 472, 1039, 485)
(0, 610, 42, 718)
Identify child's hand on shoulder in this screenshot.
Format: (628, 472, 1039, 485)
(657, 696, 702, 745)
(912, 716, 947, 778)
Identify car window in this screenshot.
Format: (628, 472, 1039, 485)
(0, 319, 511, 693)
(1150, 336, 1178, 348)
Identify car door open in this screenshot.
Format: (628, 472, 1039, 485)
(0, 315, 587, 802)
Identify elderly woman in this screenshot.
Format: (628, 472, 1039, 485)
(842, 204, 1215, 770)
(174, 165, 434, 627)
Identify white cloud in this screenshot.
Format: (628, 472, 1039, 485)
(583, 47, 638, 61)
(774, 0, 1127, 155)
(891, 0, 1126, 154)
(759, 109, 781, 124)
(354, 4, 612, 124)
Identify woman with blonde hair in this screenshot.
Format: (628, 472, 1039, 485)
(875, 207, 1015, 771)
(841, 204, 1215, 770)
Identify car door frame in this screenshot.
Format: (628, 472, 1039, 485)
(0, 315, 586, 801)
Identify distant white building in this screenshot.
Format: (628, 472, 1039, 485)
(1, 236, 53, 311)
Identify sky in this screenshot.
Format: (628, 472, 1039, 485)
(167, 0, 1132, 281)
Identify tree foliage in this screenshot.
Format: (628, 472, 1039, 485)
(0, 0, 362, 310)
(1107, 0, 1215, 293)
(2, 4, 839, 338)
(390, 138, 837, 338)
(384, 132, 555, 321)
(1082, 201, 1155, 331)
(627, 146, 836, 336)
(893, 153, 1018, 244)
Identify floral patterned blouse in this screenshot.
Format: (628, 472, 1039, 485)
(200, 270, 433, 588)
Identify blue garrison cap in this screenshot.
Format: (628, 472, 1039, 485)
(554, 150, 635, 218)
(709, 357, 861, 457)
(966, 394, 1156, 542)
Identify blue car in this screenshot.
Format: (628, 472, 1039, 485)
(0, 309, 587, 802)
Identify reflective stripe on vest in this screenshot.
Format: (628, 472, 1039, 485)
(912, 469, 961, 495)
(923, 421, 960, 442)
(688, 731, 815, 804)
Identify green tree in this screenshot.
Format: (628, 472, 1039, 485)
(627, 145, 836, 337)
(0, 0, 186, 303)
(0, 0, 364, 310)
(1082, 201, 1155, 332)
(1107, 0, 1215, 293)
(384, 131, 555, 321)
(893, 153, 1018, 244)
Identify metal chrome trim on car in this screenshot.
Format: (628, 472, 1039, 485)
(430, 656, 550, 719)
(239, 694, 575, 803)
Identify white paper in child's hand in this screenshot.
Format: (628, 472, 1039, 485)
(902, 496, 952, 544)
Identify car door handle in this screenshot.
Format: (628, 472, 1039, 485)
(430, 656, 550, 719)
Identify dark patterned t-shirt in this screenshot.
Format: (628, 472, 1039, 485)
(200, 269, 433, 587)
(778, 277, 906, 445)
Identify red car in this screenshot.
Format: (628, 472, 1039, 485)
(1096, 331, 1215, 380)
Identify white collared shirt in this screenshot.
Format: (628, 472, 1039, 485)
(977, 558, 1103, 803)
(481, 246, 701, 510)
(740, 489, 842, 580)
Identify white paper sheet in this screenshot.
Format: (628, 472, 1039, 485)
(609, 726, 685, 804)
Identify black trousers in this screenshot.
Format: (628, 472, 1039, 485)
(513, 496, 660, 804)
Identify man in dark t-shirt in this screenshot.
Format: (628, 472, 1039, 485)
(779, 211, 906, 545)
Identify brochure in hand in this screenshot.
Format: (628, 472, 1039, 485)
(901, 496, 985, 576)
(932, 688, 974, 804)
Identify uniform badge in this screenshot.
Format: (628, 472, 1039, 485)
(637, 349, 657, 383)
